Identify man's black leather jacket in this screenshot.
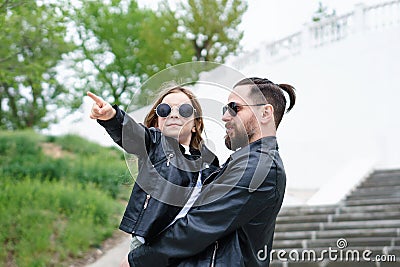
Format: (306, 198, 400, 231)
(128, 136, 286, 267)
(98, 105, 219, 239)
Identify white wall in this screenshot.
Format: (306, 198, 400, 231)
(235, 25, 400, 200)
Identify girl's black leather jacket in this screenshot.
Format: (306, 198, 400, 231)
(98, 105, 219, 239)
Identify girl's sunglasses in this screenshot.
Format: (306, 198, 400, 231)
(222, 102, 267, 116)
(155, 103, 196, 118)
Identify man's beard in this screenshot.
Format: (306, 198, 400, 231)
(224, 117, 257, 151)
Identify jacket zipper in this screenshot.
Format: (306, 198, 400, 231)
(132, 194, 151, 235)
(143, 194, 151, 209)
(166, 153, 174, 166)
(202, 170, 219, 187)
(209, 241, 218, 267)
(151, 153, 174, 168)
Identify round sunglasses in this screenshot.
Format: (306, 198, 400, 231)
(222, 102, 267, 116)
(155, 103, 196, 118)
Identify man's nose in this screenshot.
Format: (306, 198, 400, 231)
(222, 109, 231, 122)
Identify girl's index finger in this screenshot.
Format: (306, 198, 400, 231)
(87, 91, 104, 107)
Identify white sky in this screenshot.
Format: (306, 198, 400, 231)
(138, 0, 388, 51)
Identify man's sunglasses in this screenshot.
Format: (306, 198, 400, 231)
(222, 102, 267, 116)
(155, 103, 196, 118)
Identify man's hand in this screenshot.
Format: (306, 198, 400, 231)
(120, 254, 130, 267)
(87, 91, 116, 121)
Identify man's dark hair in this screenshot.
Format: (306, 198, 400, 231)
(234, 77, 296, 129)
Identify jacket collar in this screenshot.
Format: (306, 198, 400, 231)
(230, 136, 278, 161)
(250, 136, 278, 150)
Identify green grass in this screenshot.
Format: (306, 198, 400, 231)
(0, 130, 134, 198)
(0, 130, 135, 266)
(0, 178, 122, 266)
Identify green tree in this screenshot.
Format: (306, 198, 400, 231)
(172, 0, 247, 62)
(72, 0, 192, 109)
(0, 1, 76, 130)
(72, 0, 247, 109)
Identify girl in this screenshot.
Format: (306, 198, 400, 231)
(88, 86, 219, 250)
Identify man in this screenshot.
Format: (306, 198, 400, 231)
(125, 77, 296, 266)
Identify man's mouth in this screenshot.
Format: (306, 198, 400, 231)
(225, 124, 234, 134)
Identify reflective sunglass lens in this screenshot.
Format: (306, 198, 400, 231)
(156, 103, 171, 117)
(222, 106, 227, 115)
(179, 104, 194, 117)
(222, 103, 237, 116)
(228, 102, 238, 116)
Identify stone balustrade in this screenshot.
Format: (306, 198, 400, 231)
(231, 0, 400, 68)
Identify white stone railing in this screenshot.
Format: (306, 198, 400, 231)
(231, 0, 400, 67)
(307, 11, 354, 48)
(364, 0, 400, 30)
(265, 31, 302, 61)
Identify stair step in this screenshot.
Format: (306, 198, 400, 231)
(275, 222, 321, 232)
(338, 204, 400, 213)
(275, 219, 400, 232)
(272, 239, 305, 249)
(277, 211, 400, 224)
(317, 228, 400, 239)
(361, 179, 400, 187)
(345, 193, 400, 201)
(279, 205, 337, 216)
(273, 237, 400, 249)
(344, 197, 400, 206)
(347, 191, 400, 199)
(371, 168, 400, 175)
(274, 231, 314, 240)
(348, 186, 400, 197)
(277, 214, 330, 224)
(324, 220, 400, 231)
(274, 228, 400, 241)
(367, 172, 400, 182)
(305, 237, 400, 248)
(331, 211, 400, 222)
(350, 185, 400, 195)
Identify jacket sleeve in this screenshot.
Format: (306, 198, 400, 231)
(128, 150, 281, 266)
(97, 105, 152, 156)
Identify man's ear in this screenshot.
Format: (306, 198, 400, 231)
(261, 104, 274, 123)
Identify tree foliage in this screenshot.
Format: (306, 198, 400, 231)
(72, 0, 195, 108)
(0, 0, 248, 130)
(72, 0, 247, 109)
(174, 0, 247, 62)
(0, 1, 75, 130)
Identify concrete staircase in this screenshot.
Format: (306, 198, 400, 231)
(271, 169, 400, 267)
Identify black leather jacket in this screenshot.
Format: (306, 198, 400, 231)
(128, 136, 286, 267)
(98, 105, 219, 239)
